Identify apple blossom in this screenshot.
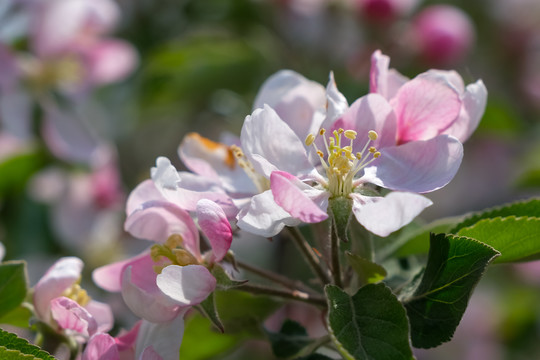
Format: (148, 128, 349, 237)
(33, 257, 113, 342)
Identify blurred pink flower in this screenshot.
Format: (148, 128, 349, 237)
(355, 0, 418, 23)
(409, 5, 475, 66)
(33, 257, 113, 342)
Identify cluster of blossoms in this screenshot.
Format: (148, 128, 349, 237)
(74, 50, 486, 359)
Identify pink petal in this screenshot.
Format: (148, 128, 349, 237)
(34, 257, 83, 321)
(135, 315, 186, 360)
(115, 321, 142, 352)
(391, 72, 462, 143)
(236, 191, 300, 238)
(84, 39, 137, 85)
(139, 346, 162, 360)
(369, 50, 408, 100)
(332, 93, 397, 150)
(85, 300, 113, 333)
(126, 180, 165, 216)
(50, 297, 98, 338)
(196, 199, 232, 263)
(324, 71, 349, 125)
(93, 253, 148, 293)
(252, 70, 326, 142)
(124, 200, 200, 258)
(156, 265, 216, 306)
(270, 171, 329, 224)
(443, 80, 487, 142)
(121, 260, 181, 323)
(83, 333, 119, 360)
(351, 192, 433, 237)
(367, 134, 463, 193)
(241, 105, 315, 179)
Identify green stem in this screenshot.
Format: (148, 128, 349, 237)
(236, 260, 318, 294)
(330, 218, 343, 287)
(286, 226, 331, 285)
(237, 283, 327, 307)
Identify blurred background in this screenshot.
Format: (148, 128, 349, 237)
(1, 0, 539, 359)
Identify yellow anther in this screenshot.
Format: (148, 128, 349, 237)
(374, 152, 381, 158)
(368, 130, 378, 141)
(319, 128, 326, 135)
(338, 128, 344, 134)
(317, 150, 324, 158)
(305, 133, 316, 146)
(369, 146, 377, 153)
(166, 234, 183, 249)
(173, 249, 199, 266)
(344, 130, 357, 140)
(356, 152, 362, 160)
(343, 145, 352, 153)
(153, 265, 165, 274)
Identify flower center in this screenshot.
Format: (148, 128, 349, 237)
(230, 145, 270, 193)
(150, 234, 199, 274)
(61, 281, 91, 307)
(305, 128, 380, 198)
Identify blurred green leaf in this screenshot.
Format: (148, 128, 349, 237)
(212, 265, 248, 290)
(345, 252, 386, 285)
(197, 292, 224, 333)
(457, 216, 540, 263)
(0, 152, 47, 196)
(0, 261, 28, 319)
(0, 306, 32, 328)
(403, 233, 499, 348)
(477, 100, 522, 136)
(325, 284, 413, 360)
(0, 328, 56, 360)
(266, 319, 313, 358)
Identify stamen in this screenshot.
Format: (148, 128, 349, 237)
(344, 130, 357, 140)
(368, 130, 378, 141)
(230, 145, 270, 192)
(305, 133, 316, 146)
(369, 146, 377, 153)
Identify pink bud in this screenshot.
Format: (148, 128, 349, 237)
(356, 0, 418, 23)
(411, 5, 475, 66)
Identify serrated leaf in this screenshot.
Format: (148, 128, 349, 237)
(266, 319, 313, 358)
(345, 252, 387, 284)
(450, 198, 540, 234)
(325, 284, 413, 360)
(403, 233, 499, 348)
(197, 292, 224, 333)
(0, 328, 56, 360)
(0, 261, 29, 319)
(211, 264, 248, 290)
(457, 216, 540, 263)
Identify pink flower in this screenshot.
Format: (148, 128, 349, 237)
(33, 257, 113, 342)
(370, 49, 487, 144)
(355, 0, 419, 23)
(409, 5, 475, 66)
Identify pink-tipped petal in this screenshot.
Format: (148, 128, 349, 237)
(236, 190, 300, 238)
(392, 72, 462, 143)
(115, 321, 142, 352)
(83, 333, 119, 360)
(92, 253, 148, 293)
(241, 105, 315, 179)
(367, 134, 463, 193)
(85, 300, 114, 333)
(270, 171, 328, 224)
(332, 93, 397, 149)
(124, 200, 200, 257)
(34, 257, 83, 321)
(126, 180, 165, 216)
(351, 192, 432, 237)
(196, 199, 233, 262)
(135, 315, 185, 360)
(121, 258, 181, 323)
(443, 80, 487, 142)
(50, 297, 98, 338)
(369, 50, 408, 100)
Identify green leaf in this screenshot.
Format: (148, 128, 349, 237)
(402, 233, 499, 348)
(0, 152, 47, 196)
(0, 328, 56, 360)
(325, 284, 413, 360)
(197, 292, 224, 333)
(179, 313, 243, 360)
(450, 198, 540, 234)
(0, 306, 32, 328)
(295, 355, 334, 360)
(0, 261, 29, 319)
(345, 252, 387, 284)
(211, 265, 248, 290)
(266, 319, 313, 358)
(456, 216, 540, 263)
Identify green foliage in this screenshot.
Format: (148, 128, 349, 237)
(325, 284, 413, 360)
(212, 265, 248, 290)
(266, 319, 313, 358)
(0, 152, 47, 197)
(197, 292, 224, 333)
(0, 261, 29, 319)
(345, 252, 386, 285)
(0, 328, 56, 360)
(457, 216, 540, 263)
(0, 306, 32, 328)
(402, 233, 500, 348)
